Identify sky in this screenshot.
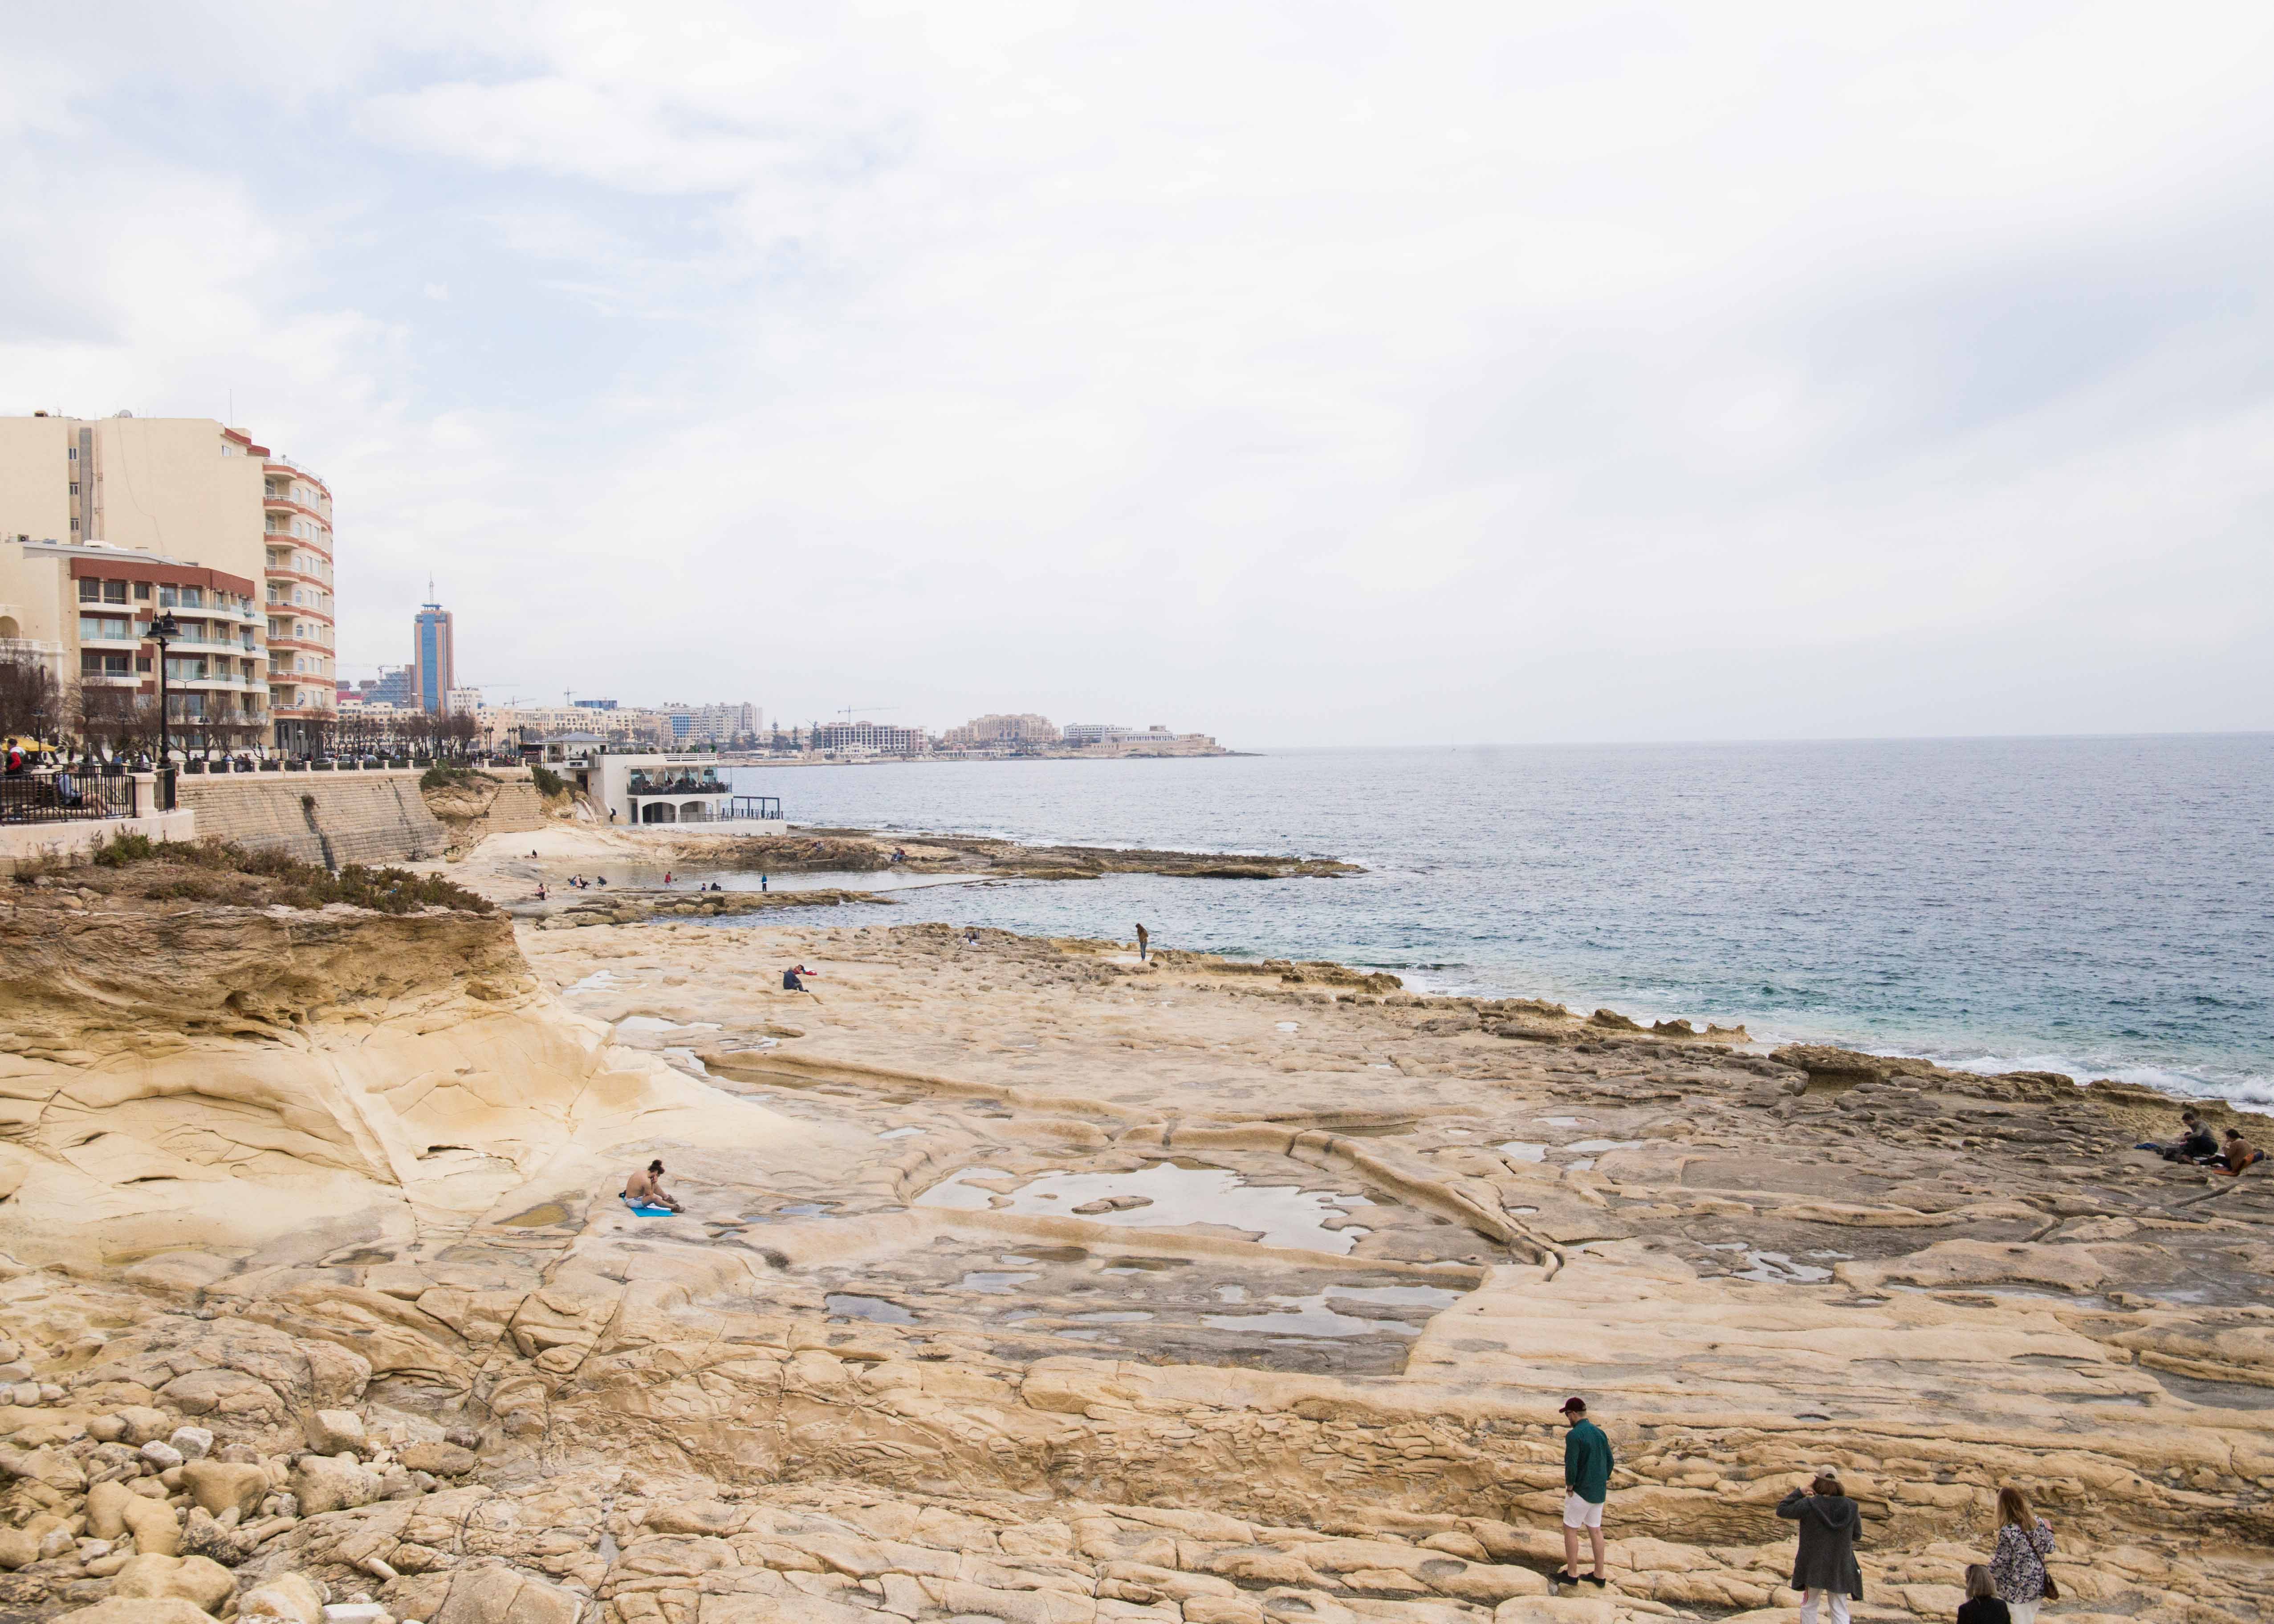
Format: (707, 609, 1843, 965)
(5, 2, 2273, 747)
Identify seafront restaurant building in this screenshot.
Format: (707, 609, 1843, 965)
(557, 748, 785, 831)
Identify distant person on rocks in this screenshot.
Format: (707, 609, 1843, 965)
(1958, 1566, 2010, 1624)
(1555, 1397, 1611, 1587)
(623, 1159, 682, 1213)
(1778, 1469, 1863, 1624)
(782, 964, 811, 992)
(1135, 922, 1150, 962)
(760, 874, 769, 891)
(1988, 1487, 2055, 1624)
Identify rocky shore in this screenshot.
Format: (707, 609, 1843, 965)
(3, 834, 2269, 1624)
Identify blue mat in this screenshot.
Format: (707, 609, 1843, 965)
(621, 1199, 677, 1217)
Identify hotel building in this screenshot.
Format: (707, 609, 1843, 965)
(260, 448, 339, 751)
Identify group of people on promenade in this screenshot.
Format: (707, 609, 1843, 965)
(1557, 1398, 2058, 1623)
(2139, 1108, 2261, 1174)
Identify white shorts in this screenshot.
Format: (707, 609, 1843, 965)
(1563, 1494, 1604, 1529)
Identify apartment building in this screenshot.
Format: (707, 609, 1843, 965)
(0, 413, 291, 748)
(259, 448, 338, 749)
(813, 720, 927, 756)
(942, 712, 1059, 748)
(659, 700, 760, 745)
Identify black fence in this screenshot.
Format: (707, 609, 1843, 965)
(0, 771, 141, 825)
(725, 796, 782, 820)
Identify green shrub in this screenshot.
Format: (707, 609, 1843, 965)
(529, 764, 565, 798)
(92, 831, 161, 868)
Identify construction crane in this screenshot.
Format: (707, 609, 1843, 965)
(836, 705, 893, 723)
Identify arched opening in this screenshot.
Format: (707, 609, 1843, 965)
(679, 800, 712, 823)
(0, 615, 20, 641)
(640, 801, 677, 824)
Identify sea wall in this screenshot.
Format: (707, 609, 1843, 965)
(175, 768, 452, 867)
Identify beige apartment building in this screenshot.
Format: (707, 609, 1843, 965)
(0, 413, 338, 751)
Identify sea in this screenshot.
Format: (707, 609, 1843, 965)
(717, 735, 2274, 1111)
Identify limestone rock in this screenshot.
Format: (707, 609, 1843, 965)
(142, 1440, 186, 1471)
(238, 1575, 326, 1624)
(124, 1495, 184, 1557)
(51, 1601, 223, 1624)
(0, 1523, 40, 1570)
(89, 1478, 138, 1539)
(422, 1561, 582, 1624)
(395, 1441, 476, 1477)
(291, 1453, 383, 1516)
(115, 1408, 175, 1445)
(182, 1458, 269, 1518)
(307, 1411, 367, 1455)
(168, 1426, 215, 1460)
(110, 1551, 239, 1612)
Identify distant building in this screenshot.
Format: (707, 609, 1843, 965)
(260, 446, 337, 751)
(572, 698, 618, 710)
(357, 667, 413, 708)
(659, 700, 759, 745)
(412, 596, 453, 714)
(814, 720, 926, 756)
(943, 712, 1058, 749)
(1060, 722, 1125, 748)
(445, 686, 481, 716)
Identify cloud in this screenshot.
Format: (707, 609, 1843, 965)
(4, 1, 2273, 741)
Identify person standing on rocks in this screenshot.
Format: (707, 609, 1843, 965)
(1135, 923, 1150, 963)
(1777, 1469, 1863, 1624)
(1988, 1487, 2056, 1624)
(1958, 1565, 2010, 1624)
(1557, 1396, 1612, 1587)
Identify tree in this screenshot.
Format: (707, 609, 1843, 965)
(0, 655, 69, 745)
(76, 683, 156, 760)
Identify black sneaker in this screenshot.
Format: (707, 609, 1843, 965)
(1554, 1572, 1581, 1587)
(1582, 1574, 1607, 1587)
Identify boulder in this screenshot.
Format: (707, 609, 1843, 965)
(141, 1441, 186, 1471)
(115, 1408, 175, 1445)
(238, 1575, 326, 1624)
(89, 1478, 138, 1539)
(123, 1496, 183, 1557)
(396, 1441, 476, 1478)
(291, 1453, 382, 1516)
(110, 1551, 239, 1612)
(0, 1524, 40, 1570)
(0, 1442, 88, 1490)
(52, 1601, 221, 1624)
(168, 1427, 216, 1461)
(306, 1411, 366, 1455)
(183, 1459, 270, 1518)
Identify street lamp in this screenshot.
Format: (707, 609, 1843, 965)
(149, 611, 181, 771)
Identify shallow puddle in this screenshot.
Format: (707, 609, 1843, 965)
(916, 1161, 1375, 1254)
(1499, 1141, 1547, 1161)
(826, 1292, 915, 1323)
(1202, 1282, 1462, 1338)
(958, 1270, 1041, 1294)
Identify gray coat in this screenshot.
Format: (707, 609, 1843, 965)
(1777, 1490, 1863, 1598)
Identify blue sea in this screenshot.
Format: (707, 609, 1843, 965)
(724, 736, 2274, 1108)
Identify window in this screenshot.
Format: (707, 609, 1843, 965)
(80, 651, 131, 677)
(70, 517, 79, 531)
(179, 586, 202, 608)
(164, 657, 207, 682)
(68, 446, 77, 461)
(135, 655, 151, 674)
(69, 481, 79, 495)
(103, 580, 128, 604)
(80, 615, 132, 641)
(134, 581, 151, 600)
(78, 579, 101, 602)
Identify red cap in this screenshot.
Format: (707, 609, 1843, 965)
(1560, 1397, 1587, 1413)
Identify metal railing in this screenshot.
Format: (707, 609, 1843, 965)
(0, 771, 141, 825)
(627, 771, 727, 796)
(725, 796, 781, 820)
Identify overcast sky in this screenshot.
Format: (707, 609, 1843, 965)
(7, 3, 2272, 745)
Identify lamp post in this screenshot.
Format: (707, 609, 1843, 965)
(149, 611, 181, 776)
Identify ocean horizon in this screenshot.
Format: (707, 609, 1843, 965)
(723, 733, 2274, 1112)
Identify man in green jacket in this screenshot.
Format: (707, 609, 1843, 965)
(1558, 1397, 1613, 1587)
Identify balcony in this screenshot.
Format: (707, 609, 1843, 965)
(627, 769, 728, 796)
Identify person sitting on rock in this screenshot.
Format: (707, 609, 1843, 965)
(2137, 1110, 2217, 1161)
(782, 964, 812, 992)
(623, 1159, 683, 1212)
(2214, 1127, 2261, 1174)
(1778, 1469, 1864, 1624)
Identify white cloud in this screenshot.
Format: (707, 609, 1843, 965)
(4, 1, 2272, 740)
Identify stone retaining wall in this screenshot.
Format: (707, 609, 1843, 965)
(175, 769, 452, 867)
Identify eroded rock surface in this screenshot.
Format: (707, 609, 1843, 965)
(3, 836, 2269, 1624)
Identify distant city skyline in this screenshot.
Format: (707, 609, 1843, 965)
(7, 8, 2273, 744)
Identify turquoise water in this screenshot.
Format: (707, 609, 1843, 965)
(725, 736, 2274, 1107)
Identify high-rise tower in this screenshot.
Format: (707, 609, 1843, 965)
(412, 585, 454, 715)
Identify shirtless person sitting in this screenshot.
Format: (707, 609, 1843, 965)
(623, 1158, 683, 1212)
